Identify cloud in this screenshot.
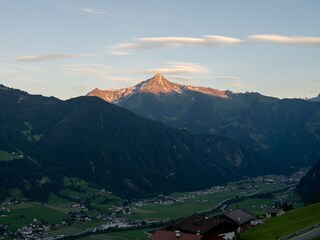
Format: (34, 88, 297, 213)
(228, 80, 249, 89)
(80, 7, 106, 16)
(145, 62, 210, 75)
(62, 64, 137, 85)
(169, 76, 194, 83)
(248, 35, 320, 46)
(212, 76, 241, 81)
(62, 64, 113, 81)
(136, 37, 206, 47)
(0, 65, 47, 83)
(136, 35, 242, 47)
(15, 53, 78, 62)
(108, 34, 320, 55)
(204, 35, 242, 45)
(107, 35, 242, 55)
(208, 75, 249, 90)
(107, 43, 140, 55)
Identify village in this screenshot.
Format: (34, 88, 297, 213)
(0, 170, 305, 240)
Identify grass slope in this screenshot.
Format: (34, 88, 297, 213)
(0, 202, 67, 231)
(0, 150, 22, 161)
(84, 229, 149, 240)
(240, 202, 320, 240)
(128, 191, 237, 220)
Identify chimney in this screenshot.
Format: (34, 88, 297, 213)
(175, 230, 181, 238)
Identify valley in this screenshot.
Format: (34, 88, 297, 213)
(1, 81, 320, 239)
(2, 1, 320, 239)
(0, 171, 304, 239)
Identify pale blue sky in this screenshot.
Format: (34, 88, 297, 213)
(0, 0, 320, 99)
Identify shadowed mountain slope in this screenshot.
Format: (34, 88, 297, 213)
(88, 75, 320, 172)
(0, 84, 258, 200)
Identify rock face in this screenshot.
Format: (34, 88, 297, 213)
(87, 73, 228, 103)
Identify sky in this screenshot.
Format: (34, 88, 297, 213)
(0, 0, 320, 100)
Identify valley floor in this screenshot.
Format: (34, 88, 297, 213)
(0, 171, 305, 240)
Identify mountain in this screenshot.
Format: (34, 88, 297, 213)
(296, 160, 320, 203)
(88, 74, 320, 171)
(0, 84, 258, 201)
(308, 93, 320, 102)
(87, 73, 228, 103)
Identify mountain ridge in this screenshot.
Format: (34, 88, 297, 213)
(297, 159, 320, 203)
(87, 74, 320, 172)
(87, 73, 229, 103)
(0, 84, 260, 200)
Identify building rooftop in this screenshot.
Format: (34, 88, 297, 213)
(224, 209, 255, 225)
(171, 214, 233, 234)
(264, 207, 284, 214)
(150, 230, 203, 240)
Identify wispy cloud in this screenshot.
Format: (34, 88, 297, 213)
(211, 75, 249, 90)
(248, 34, 320, 46)
(228, 80, 249, 89)
(169, 75, 194, 83)
(136, 37, 206, 46)
(80, 7, 106, 16)
(107, 35, 242, 55)
(145, 62, 210, 75)
(62, 64, 113, 81)
(0, 65, 47, 83)
(108, 43, 140, 55)
(212, 76, 241, 81)
(204, 35, 242, 45)
(62, 64, 137, 86)
(108, 34, 320, 55)
(15, 53, 78, 62)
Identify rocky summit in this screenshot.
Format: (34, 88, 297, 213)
(87, 75, 320, 175)
(87, 73, 228, 103)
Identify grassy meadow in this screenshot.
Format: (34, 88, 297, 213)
(240, 202, 320, 240)
(0, 176, 302, 240)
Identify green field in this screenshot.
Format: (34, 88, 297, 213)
(47, 221, 105, 237)
(0, 176, 301, 239)
(128, 191, 238, 220)
(60, 177, 122, 209)
(240, 202, 320, 240)
(226, 198, 274, 215)
(126, 181, 289, 221)
(0, 202, 67, 231)
(82, 229, 149, 240)
(0, 150, 22, 161)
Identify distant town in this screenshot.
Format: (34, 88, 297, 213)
(0, 170, 306, 240)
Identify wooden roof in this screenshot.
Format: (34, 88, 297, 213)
(150, 230, 203, 240)
(224, 209, 254, 225)
(171, 214, 234, 234)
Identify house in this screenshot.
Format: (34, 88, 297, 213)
(167, 214, 237, 240)
(150, 230, 204, 240)
(264, 207, 285, 218)
(223, 209, 255, 233)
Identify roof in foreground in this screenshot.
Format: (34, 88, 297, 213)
(172, 214, 231, 234)
(150, 230, 203, 240)
(264, 207, 284, 214)
(224, 209, 254, 225)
